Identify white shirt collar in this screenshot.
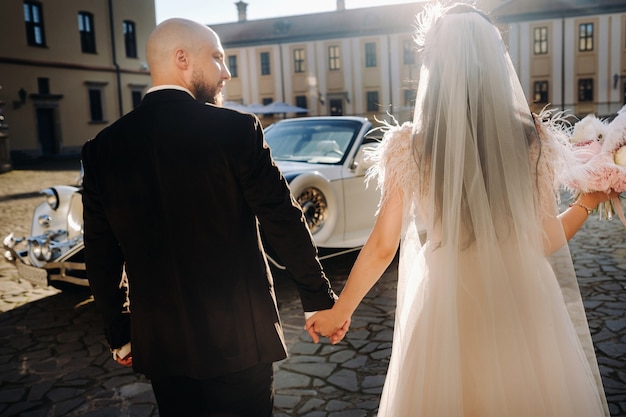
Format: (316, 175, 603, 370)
(146, 85, 195, 99)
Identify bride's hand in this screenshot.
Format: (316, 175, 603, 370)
(576, 190, 620, 210)
(305, 309, 351, 344)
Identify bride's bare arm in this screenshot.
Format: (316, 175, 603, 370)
(544, 191, 616, 255)
(305, 187, 404, 342)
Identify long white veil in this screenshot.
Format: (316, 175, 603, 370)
(373, 3, 609, 416)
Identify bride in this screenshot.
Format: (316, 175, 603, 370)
(305, 2, 613, 416)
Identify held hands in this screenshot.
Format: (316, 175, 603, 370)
(305, 308, 351, 345)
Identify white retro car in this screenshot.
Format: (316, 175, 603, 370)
(3, 116, 381, 286)
(262, 116, 381, 267)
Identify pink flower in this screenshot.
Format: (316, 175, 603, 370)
(556, 108, 626, 226)
(615, 145, 626, 167)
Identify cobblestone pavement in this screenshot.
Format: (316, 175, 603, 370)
(0, 159, 624, 417)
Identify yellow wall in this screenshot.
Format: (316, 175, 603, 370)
(0, 0, 155, 159)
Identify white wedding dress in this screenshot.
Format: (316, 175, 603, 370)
(369, 122, 610, 417)
(365, 7, 610, 416)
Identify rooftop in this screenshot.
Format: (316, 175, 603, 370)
(210, 3, 424, 47)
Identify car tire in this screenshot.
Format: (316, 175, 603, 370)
(288, 172, 338, 245)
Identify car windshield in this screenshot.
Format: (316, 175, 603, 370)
(264, 119, 363, 164)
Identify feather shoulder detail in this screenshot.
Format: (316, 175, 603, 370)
(531, 109, 572, 207)
(366, 120, 418, 210)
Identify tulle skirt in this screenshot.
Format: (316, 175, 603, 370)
(377, 239, 609, 417)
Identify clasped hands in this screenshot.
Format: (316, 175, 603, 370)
(305, 308, 351, 345)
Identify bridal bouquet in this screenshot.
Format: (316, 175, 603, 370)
(558, 106, 626, 225)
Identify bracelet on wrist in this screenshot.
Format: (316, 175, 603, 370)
(569, 201, 593, 215)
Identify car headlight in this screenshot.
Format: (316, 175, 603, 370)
(40, 188, 60, 211)
(3, 233, 16, 249)
(31, 239, 53, 261)
(296, 187, 327, 234)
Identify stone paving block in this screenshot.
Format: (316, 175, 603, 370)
(26, 381, 54, 401)
(300, 411, 326, 417)
(274, 369, 312, 390)
(127, 404, 156, 417)
(118, 382, 152, 398)
(362, 374, 385, 388)
(298, 397, 325, 413)
(3, 401, 38, 417)
(327, 369, 358, 392)
(326, 399, 351, 411)
(20, 408, 49, 417)
(290, 341, 322, 355)
(342, 355, 368, 369)
(77, 406, 123, 417)
(286, 354, 326, 364)
(49, 397, 84, 416)
(0, 386, 25, 402)
(328, 409, 367, 417)
(329, 349, 356, 363)
(275, 393, 301, 409)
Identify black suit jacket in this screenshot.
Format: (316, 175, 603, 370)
(81, 89, 336, 380)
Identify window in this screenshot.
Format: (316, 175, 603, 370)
(366, 91, 379, 112)
(24, 1, 46, 47)
(533, 81, 549, 103)
(403, 39, 415, 65)
(88, 88, 104, 122)
(328, 45, 341, 71)
(262, 97, 273, 116)
(260, 52, 271, 75)
(533, 27, 548, 55)
(131, 90, 142, 109)
(123, 20, 137, 58)
(37, 77, 49, 94)
(578, 78, 593, 102)
(228, 55, 238, 78)
(78, 12, 96, 53)
(365, 42, 377, 68)
(295, 95, 307, 110)
(579, 23, 594, 51)
(293, 48, 305, 73)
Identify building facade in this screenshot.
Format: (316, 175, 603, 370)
(214, 1, 424, 126)
(496, 0, 626, 116)
(215, 0, 626, 125)
(0, 0, 155, 159)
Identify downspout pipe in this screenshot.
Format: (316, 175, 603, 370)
(109, 0, 123, 117)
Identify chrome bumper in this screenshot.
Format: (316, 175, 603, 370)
(3, 237, 88, 287)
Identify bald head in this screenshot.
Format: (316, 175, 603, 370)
(146, 18, 230, 104)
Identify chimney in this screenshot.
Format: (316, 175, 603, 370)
(236, 1, 248, 22)
(337, 0, 345, 11)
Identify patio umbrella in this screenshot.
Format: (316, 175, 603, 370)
(257, 101, 308, 114)
(244, 103, 266, 113)
(223, 101, 249, 112)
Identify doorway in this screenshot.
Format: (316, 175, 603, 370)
(330, 98, 343, 116)
(36, 107, 58, 155)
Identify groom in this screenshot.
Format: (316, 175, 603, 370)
(81, 18, 337, 417)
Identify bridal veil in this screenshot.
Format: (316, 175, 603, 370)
(370, 3, 610, 416)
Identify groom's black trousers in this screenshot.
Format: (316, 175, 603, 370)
(150, 362, 273, 417)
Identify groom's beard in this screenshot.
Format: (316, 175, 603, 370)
(191, 73, 223, 106)
(193, 83, 222, 106)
